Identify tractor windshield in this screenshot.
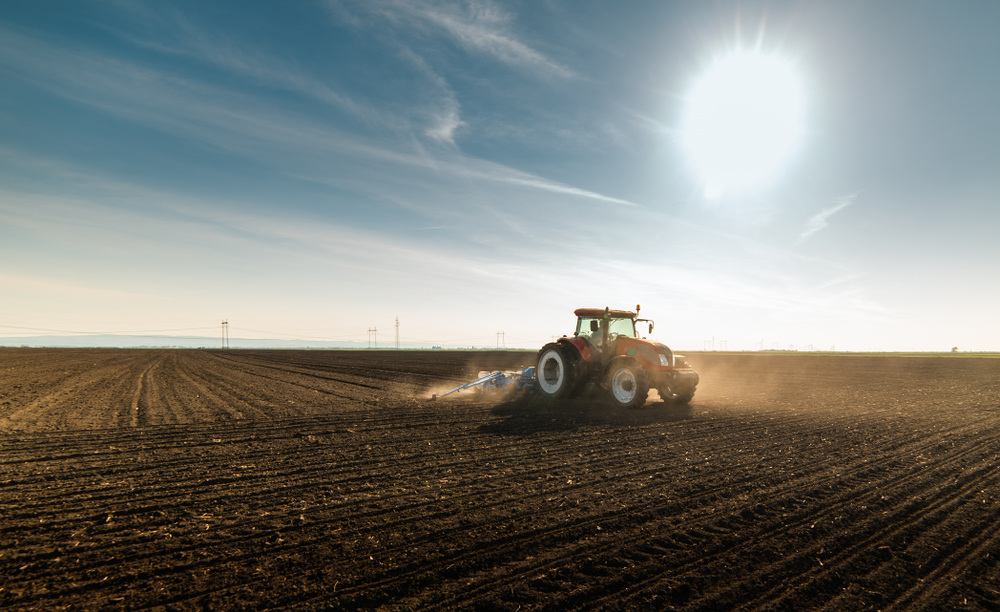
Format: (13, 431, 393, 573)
(608, 317, 636, 338)
(573, 317, 636, 346)
(575, 316, 637, 341)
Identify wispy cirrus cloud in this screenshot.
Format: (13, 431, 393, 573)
(0, 28, 632, 217)
(425, 104, 464, 144)
(798, 194, 856, 243)
(94, 4, 404, 131)
(105, 2, 573, 150)
(500, 176, 637, 206)
(332, 0, 575, 79)
(397, 47, 466, 145)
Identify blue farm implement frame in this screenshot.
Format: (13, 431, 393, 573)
(431, 367, 536, 400)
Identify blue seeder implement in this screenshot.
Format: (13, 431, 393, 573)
(431, 367, 537, 400)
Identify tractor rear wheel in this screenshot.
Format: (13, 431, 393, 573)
(536, 343, 578, 399)
(607, 360, 649, 409)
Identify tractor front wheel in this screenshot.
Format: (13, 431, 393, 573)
(536, 343, 578, 399)
(607, 361, 649, 409)
(658, 386, 695, 405)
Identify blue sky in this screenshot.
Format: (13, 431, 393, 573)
(1, 0, 998, 351)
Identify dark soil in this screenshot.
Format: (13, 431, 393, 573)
(2, 348, 1000, 611)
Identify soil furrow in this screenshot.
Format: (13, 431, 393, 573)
(3, 349, 1000, 611)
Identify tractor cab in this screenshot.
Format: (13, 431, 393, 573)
(572, 307, 654, 363)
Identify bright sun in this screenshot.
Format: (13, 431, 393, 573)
(681, 50, 804, 198)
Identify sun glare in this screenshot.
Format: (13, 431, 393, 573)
(681, 50, 804, 198)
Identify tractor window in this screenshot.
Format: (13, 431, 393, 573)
(607, 317, 636, 338)
(575, 317, 601, 339)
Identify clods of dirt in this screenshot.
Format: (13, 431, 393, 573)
(1, 348, 999, 610)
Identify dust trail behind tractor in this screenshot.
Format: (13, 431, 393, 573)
(431, 367, 536, 400)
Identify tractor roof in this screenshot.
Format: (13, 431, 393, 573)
(574, 308, 635, 319)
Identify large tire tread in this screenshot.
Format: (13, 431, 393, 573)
(659, 386, 696, 405)
(536, 343, 579, 399)
(607, 360, 649, 409)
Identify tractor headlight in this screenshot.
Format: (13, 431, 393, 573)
(658, 353, 671, 367)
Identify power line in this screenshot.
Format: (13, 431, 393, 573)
(2, 321, 535, 348)
(237, 328, 368, 341)
(0, 324, 218, 335)
(3, 334, 231, 342)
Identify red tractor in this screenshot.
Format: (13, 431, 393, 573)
(535, 306, 699, 409)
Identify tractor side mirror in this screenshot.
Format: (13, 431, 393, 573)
(649, 322, 654, 334)
(590, 320, 599, 332)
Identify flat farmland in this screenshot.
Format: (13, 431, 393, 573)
(2, 349, 1000, 611)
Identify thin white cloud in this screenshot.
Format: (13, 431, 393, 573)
(502, 176, 637, 206)
(0, 28, 630, 212)
(426, 105, 464, 143)
(101, 6, 404, 130)
(798, 194, 856, 243)
(336, 0, 575, 79)
(416, 1, 575, 78)
(0, 184, 585, 313)
(0, 175, 886, 348)
(398, 47, 466, 145)
(619, 104, 676, 136)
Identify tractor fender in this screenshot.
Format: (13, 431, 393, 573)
(559, 336, 594, 362)
(599, 355, 641, 389)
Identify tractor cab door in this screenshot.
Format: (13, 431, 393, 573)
(575, 316, 605, 358)
(606, 317, 637, 353)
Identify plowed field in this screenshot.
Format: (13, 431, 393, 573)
(2, 348, 1000, 611)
